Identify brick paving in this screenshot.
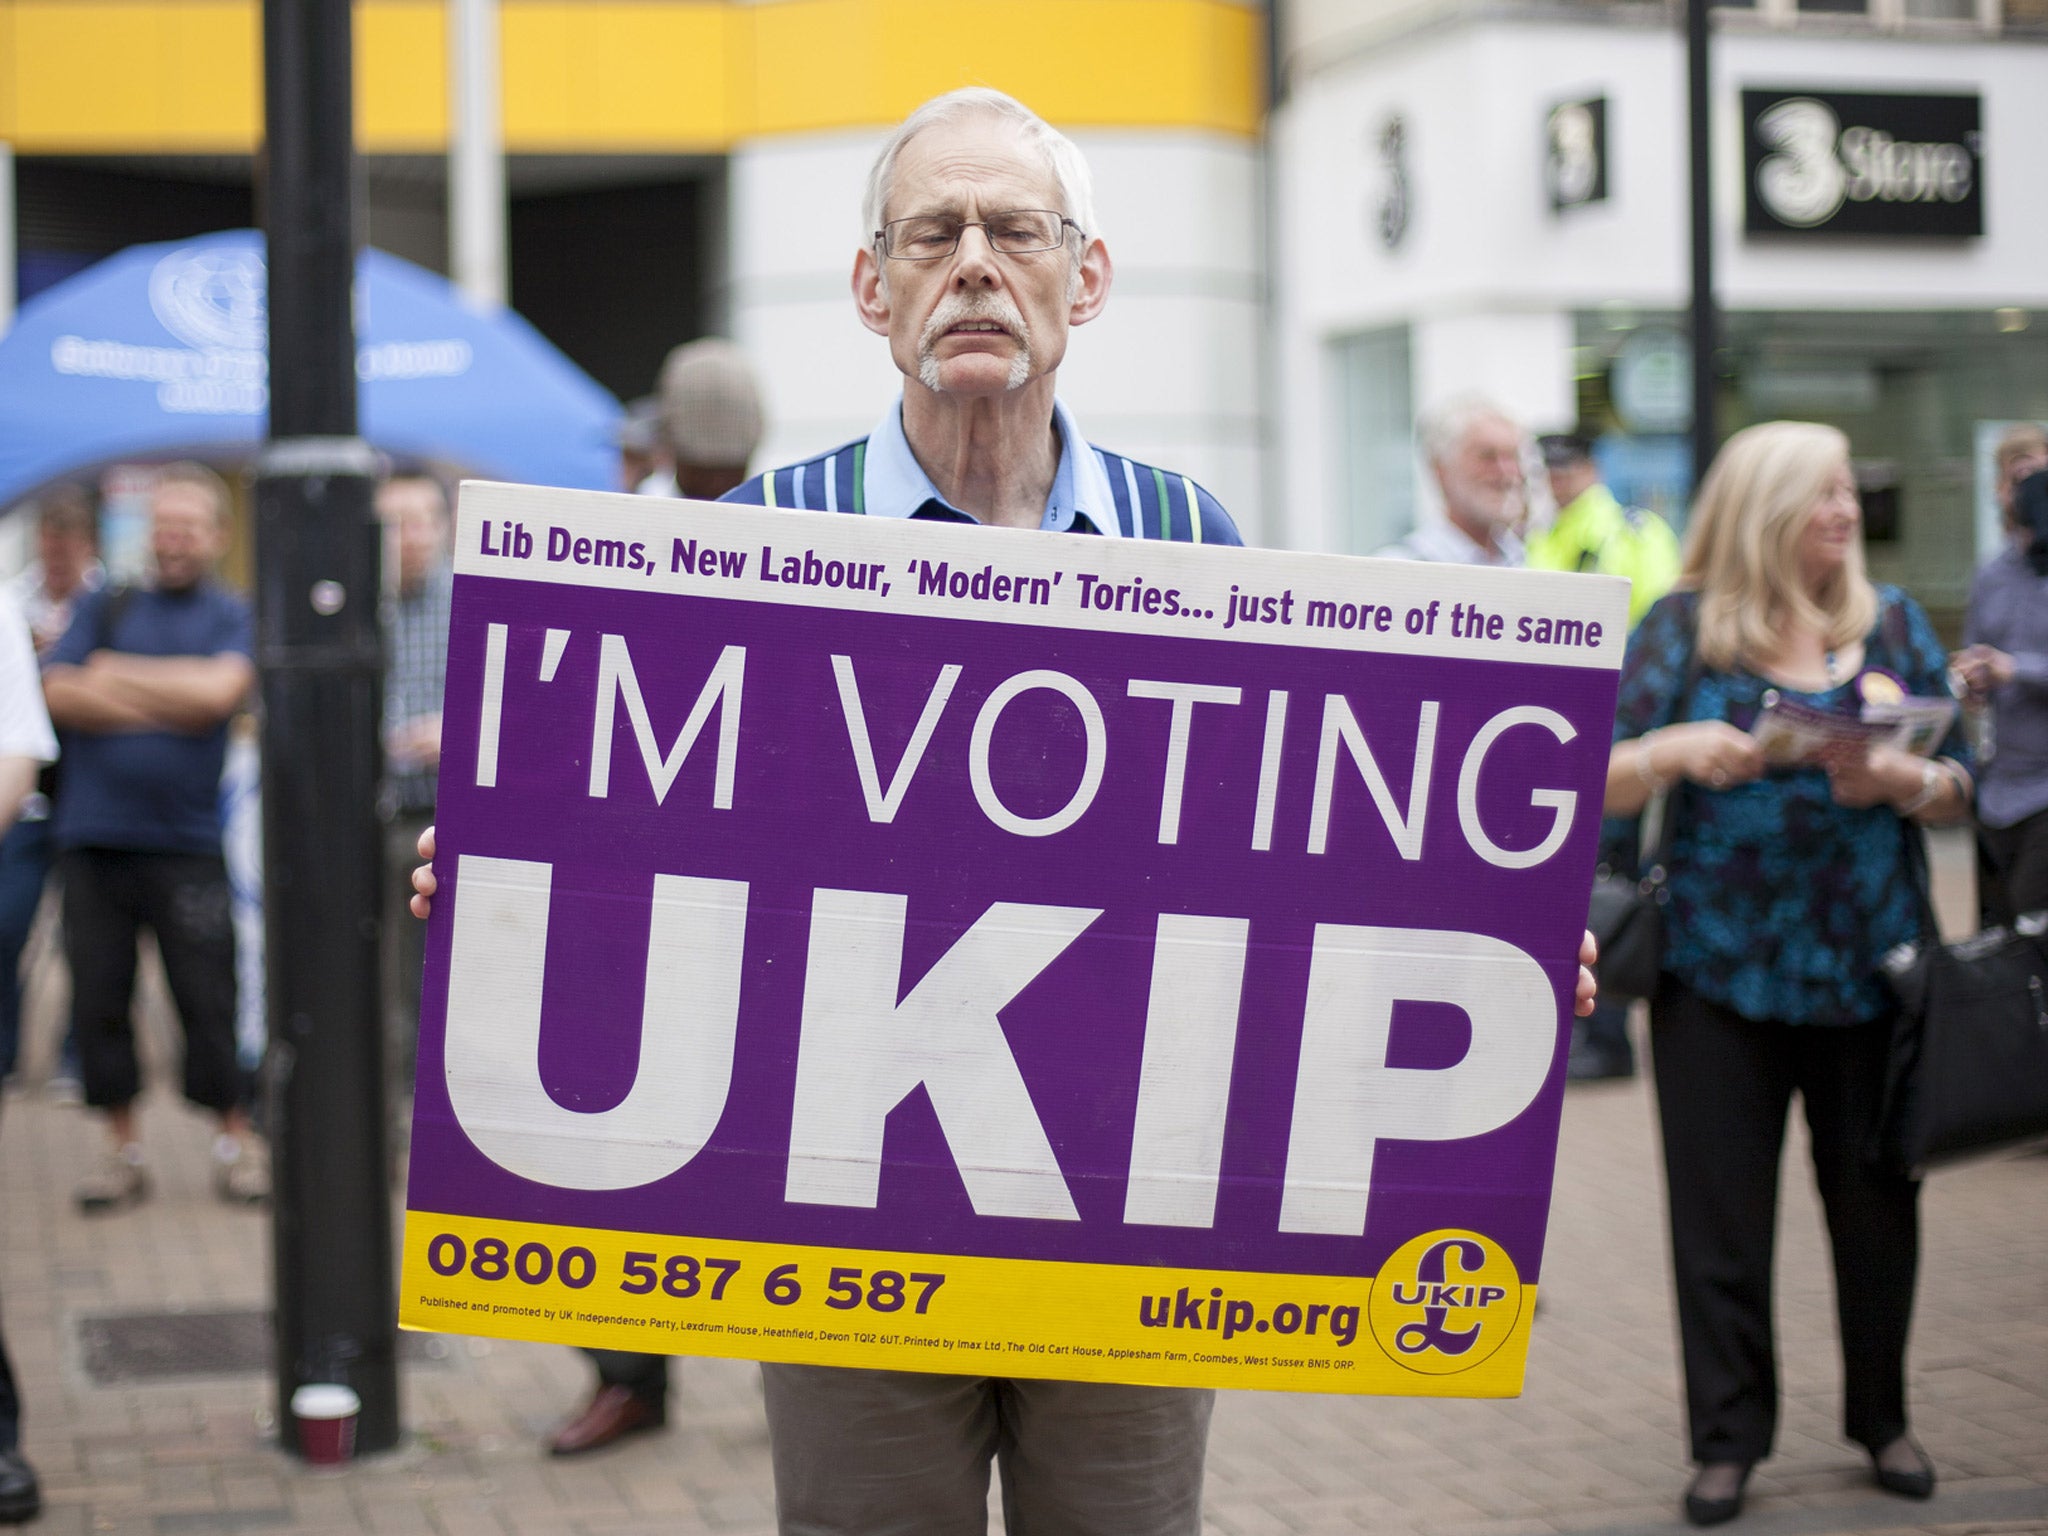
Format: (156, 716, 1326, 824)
(2, 833, 2043, 1536)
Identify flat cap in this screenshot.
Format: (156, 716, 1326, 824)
(1537, 432, 1595, 469)
(659, 339, 765, 469)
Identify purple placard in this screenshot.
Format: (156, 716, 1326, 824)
(400, 481, 1628, 1395)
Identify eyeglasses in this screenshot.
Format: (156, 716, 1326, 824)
(875, 210, 1081, 261)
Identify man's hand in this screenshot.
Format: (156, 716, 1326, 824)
(410, 825, 438, 919)
(81, 651, 253, 731)
(386, 713, 444, 772)
(1577, 929, 1598, 1018)
(1952, 643, 2015, 698)
(46, 651, 252, 733)
(42, 662, 162, 732)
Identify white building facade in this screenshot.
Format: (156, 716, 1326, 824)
(1272, 0, 2048, 620)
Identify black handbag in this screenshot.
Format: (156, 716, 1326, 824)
(1878, 909, 2048, 1173)
(1588, 795, 1672, 1003)
(1588, 614, 1702, 1003)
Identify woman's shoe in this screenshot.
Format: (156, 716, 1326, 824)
(1871, 1436, 1935, 1500)
(1684, 1461, 1753, 1527)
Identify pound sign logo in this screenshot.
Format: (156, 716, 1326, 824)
(1367, 1229, 1523, 1375)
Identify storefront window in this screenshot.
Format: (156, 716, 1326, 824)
(1578, 309, 2048, 638)
(1330, 326, 1416, 555)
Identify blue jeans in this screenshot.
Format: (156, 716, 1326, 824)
(0, 818, 53, 1081)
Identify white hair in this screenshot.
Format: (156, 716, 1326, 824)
(861, 88, 1100, 246)
(1416, 392, 1521, 467)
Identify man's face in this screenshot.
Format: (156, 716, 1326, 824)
(1434, 416, 1526, 538)
(1999, 445, 2048, 520)
(150, 483, 227, 591)
(379, 480, 450, 591)
(1545, 458, 1598, 510)
(38, 521, 95, 594)
(852, 114, 1111, 400)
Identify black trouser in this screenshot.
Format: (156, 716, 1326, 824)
(585, 1349, 667, 1407)
(1978, 804, 2048, 926)
(1649, 980, 1919, 1465)
(383, 810, 434, 1102)
(63, 849, 242, 1115)
(0, 1309, 17, 1455)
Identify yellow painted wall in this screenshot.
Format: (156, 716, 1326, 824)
(0, 0, 1262, 153)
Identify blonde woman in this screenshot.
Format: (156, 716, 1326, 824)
(1603, 422, 1970, 1526)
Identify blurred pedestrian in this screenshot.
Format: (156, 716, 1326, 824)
(615, 396, 665, 494)
(1377, 394, 1527, 565)
(0, 486, 104, 1099)
(13, 485, 106, 659)
(545, 337, 764, 1460)
(1528, 433, 1680, 623)
(1530, 433, 1683, 1082)
(378, 472, 453, 1105)
(1953, 426, 2048, 922)
(42, 464, 264, 1211)
(1604, 421, 1970, 1526)
(654, 339, 766, 503)
(0, 581, 58, 1526)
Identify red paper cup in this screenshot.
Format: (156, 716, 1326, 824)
(291, 1383, 361, 1465)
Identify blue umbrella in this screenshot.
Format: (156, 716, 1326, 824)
(0, 229, 621, 507)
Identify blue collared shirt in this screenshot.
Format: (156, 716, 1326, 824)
(857, 398, 1121, 536)
(725, 395, 1241, 548)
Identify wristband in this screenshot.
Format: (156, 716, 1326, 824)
(1633, 731, 1672, 794)
(1898, 758, 1943, 817)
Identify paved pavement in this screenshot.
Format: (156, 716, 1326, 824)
(2, 833, 2044, 1536)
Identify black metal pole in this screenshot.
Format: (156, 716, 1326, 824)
(259, 0, 400, 1456)
(1686, 0, 1717, 490)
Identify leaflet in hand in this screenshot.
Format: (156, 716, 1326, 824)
(1750, 689, 1957, 767)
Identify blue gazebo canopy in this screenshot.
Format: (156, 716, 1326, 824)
(0, 230, 621, 507)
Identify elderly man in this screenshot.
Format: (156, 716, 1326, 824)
(43, 464, 261, 1210)
(723, 91, 1237, 545)
(1378, 395, 1528, 566)
(721, 88, 1234, 1534)
(414, 87, 1599, 1534)
(418, 84, 1237, 1532)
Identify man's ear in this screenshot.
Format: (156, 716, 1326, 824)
(1067, 237, 1113, 328)
(852, 247, 892, 338)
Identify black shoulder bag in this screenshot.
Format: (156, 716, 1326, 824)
(1873, 596, 2048, 1171)
(1587, 607, 1703, 1002)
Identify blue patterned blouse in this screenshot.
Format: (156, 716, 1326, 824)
(1612, 586, 1971, 1026)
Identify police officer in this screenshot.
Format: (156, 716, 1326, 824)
(1527, 434, 1680, 626)
(1529, 434, 1680, 1081)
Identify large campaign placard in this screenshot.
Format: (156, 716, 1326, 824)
(399, 481, 1628, 1397)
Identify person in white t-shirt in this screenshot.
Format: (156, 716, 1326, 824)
(0, 584, 59, 1526)
(1377, 395, 1529, 566)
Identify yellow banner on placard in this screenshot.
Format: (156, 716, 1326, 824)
(400, 1211, 1537, 1397)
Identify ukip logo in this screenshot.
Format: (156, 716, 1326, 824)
(1367, 1229, 1523, 1374)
